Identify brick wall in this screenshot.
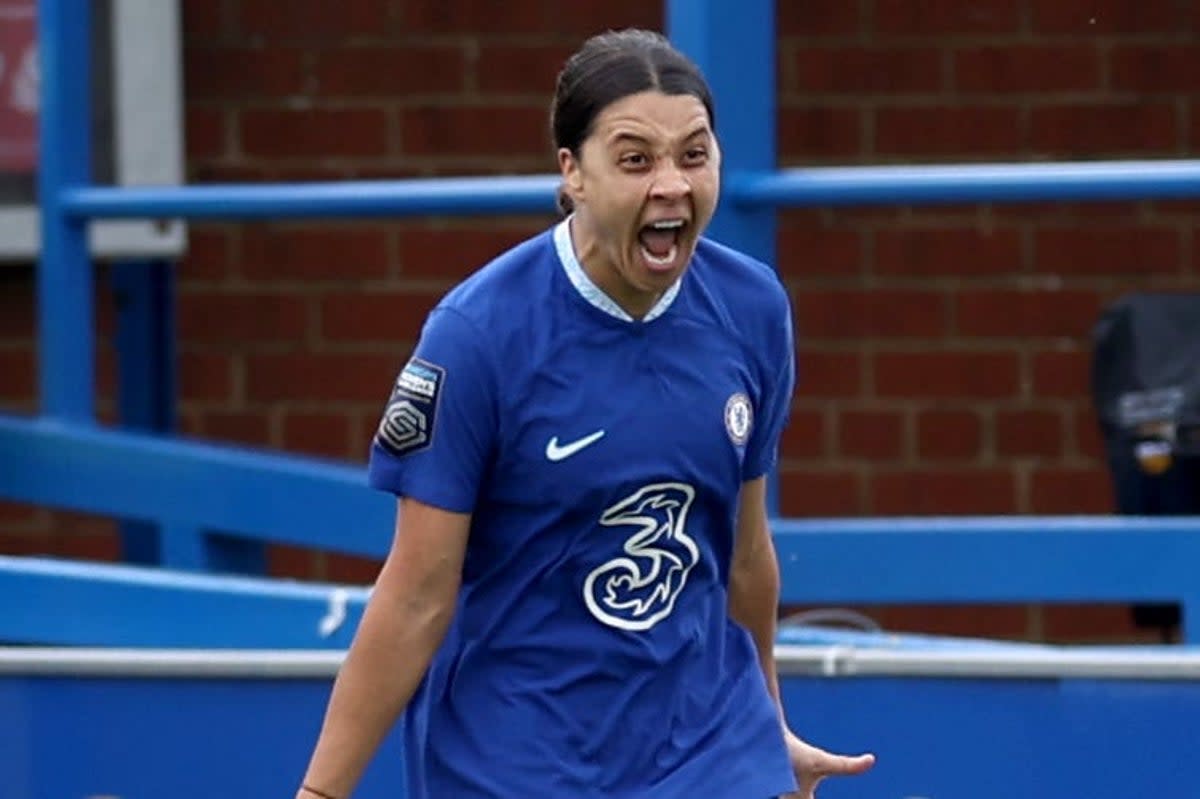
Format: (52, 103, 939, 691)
(3, 0, 1198, 641)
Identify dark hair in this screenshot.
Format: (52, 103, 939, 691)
(550, 29, 716, 215)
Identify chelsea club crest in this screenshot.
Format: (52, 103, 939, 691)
(724, 392, 753, 446)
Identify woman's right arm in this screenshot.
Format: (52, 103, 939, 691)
(295, 497, 471, 799)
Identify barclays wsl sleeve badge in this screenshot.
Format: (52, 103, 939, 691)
(724, 392, 753, 446)
(375, 357, 445, 456)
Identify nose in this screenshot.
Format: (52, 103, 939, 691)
(649, 159, 689, 201)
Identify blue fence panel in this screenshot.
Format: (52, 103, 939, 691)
(4, 641, 1200, 799)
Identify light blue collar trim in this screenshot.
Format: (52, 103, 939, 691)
(553, 218, 681, 323)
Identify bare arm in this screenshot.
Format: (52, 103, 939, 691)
(727, 476, 785, 710)
(729, 478, 876, 798)
(296, 497, 470, 799)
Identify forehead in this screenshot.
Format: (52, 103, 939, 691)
(589, 90, 712, 144)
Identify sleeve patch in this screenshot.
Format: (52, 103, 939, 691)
(375, 357, 445, 456)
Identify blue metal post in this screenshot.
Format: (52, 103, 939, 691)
(668, 0, 781, 513)
(110, 261, 267, 574)
(112, 261, 175, 564)
(36, 0, 95, 422)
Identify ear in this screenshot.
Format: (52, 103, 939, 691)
(557, 147, 584, 203)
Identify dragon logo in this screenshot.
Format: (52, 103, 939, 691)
(583, 482, 699, 631)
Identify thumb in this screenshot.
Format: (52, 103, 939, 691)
(821, 752, 876, 776)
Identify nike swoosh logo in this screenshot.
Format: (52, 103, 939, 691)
(545, 430, 606, 461)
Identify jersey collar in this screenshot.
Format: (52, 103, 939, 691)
(554, 217, 681, 323)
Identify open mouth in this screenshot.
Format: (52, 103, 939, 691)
(637, 218, 686, 271)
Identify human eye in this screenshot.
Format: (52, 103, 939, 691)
(682, 146, 709, 166)
(618, 151, 649, 170)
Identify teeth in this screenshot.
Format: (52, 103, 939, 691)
(649, 220, 685, 230)
(641, 243, 678, 266)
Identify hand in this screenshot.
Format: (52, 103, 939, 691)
(781, 729, 875, 799)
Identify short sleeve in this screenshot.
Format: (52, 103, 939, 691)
(742, 292, 796, 481)
(367, 307, 497, 513)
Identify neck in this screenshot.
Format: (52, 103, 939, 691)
(568, 215, 662, 320)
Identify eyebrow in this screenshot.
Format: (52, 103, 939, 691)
(606, 124, 712, 148)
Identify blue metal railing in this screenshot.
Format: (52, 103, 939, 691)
(4, 0, 1200, 645)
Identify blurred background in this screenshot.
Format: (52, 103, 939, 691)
(3, 2, 1200, 638)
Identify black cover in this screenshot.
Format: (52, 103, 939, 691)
(1091, 293, 1200, 635)
(1091, 292, 1200, 456)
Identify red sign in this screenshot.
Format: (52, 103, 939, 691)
(0, 0, 37, 173)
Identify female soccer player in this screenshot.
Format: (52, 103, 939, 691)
(296, 28, 874, 799)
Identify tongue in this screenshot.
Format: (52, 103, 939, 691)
(639, 228, 676, 258)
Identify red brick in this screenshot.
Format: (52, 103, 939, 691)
(916, 409, 983, 459)
(181, 0, 225, 40)
(316, 45, 466, 97)
(0, 349, 35, 403)
(1031, 0, 1186, 34)
(1029, 467, 1113, 513)
(796, 349, 863, 397)
(477, 45, 575, 95)
(0, 532, 51, 556)
(178, 291, 310, 342)
(401, 0, 543, 33)
(953, 46, 1101, 94)
(874, 351, 1021, 399)
(245, 353, 401, 403)
(186, 108, 225, 162)
(777, 469, 862, 516)
(0, 273, 34, 338)
(1073, 407, 1106, 459)
(1034, 227, 1180, 276)
(780, 407, 827, 460)
(1043, 604, 1153, 643)
(541, 0, 663, 34)
(995, 409, 1065, 458)
(319, 290, 442, 343)
(795, 289, 946, 339)
(1030, 103, 1177, 156)
(778, 106, 862, 160)
(268, 543, 319, 579)
(872, 468, 1018, 514)
(0, 501, 39, 526)
(178, 352, 234, 403)
(873, 604, 1030, 640)
(238, 0, 391, 38)
(1033, 349, 1091, 399)
(280, 411, 354, 460)
(791, 47, 942, 94)
(1111, 46, 1200, 93)
(875, 0, 1020, 35)
(956, 290, 1105, 338)
(401, 0, 659, 34)
(325, 552, 384, 584)
(240, 226, 391, 281)
(1148, 200, 1200, 218)
(185, 46, 307, 100)
(241, 108, 389, 159)
(48, 529, 121, 562)
(838, 410, 906, 460)
(398, 228, 536, 279)
(995, 201, 1143, 223)
(180, 226, 234, 283)
(401, 106, 548, 157)
(198, 412, 273, 447)
(776, 226, 863, 278)
(778, 3, 862, 35)
(1191, 114, 1200, 151)
(874, 228, 1023, 277)
(875, 105, 1023, 156)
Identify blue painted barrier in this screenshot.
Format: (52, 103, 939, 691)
(4, 634, 1199, 799)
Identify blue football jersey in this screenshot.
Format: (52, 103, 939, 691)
(368, 219, 797, 798)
